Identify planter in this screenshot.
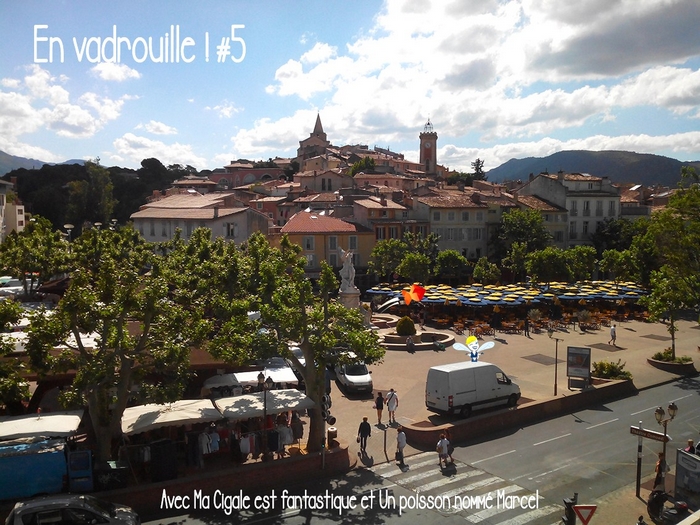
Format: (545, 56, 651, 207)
(383, 333, 423, 344)
(647, 358, 698, 376)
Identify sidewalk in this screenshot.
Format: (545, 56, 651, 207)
(330, 317, 700, 525)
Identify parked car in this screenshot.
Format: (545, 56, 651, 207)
(0, 279, 24, 297)
(5, 494, 140, 525)
(335, 360, 373, 394)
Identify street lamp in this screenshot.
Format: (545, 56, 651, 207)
(548, 326, 562, 396)
(654, 402, 678, 491)
(63, 224, 74, 242)
(257, 371, 274, 461)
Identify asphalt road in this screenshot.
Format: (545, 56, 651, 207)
(142, 380, 700, 525)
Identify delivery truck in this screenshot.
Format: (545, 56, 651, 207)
(425, 361, 520, 418)
(0, 438, 68, 501)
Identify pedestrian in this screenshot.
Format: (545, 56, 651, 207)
(386, 388, 399, 424)
(357, 416, 371, 454)
(406, 335, 415, 353)
(654, 451, 669, 490)
(636, 516, 648, 525)
(608, 324, 617, 346)
(684, 439, 696, 455)
(523, 316, 530, 337)
(375, 391, 384, 425)
(436, 432, 450, 469)
(395, 426, 406, 468)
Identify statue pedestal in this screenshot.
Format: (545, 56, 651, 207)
(339, 287, 361, 310)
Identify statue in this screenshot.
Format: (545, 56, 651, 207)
(338, 246, 357, 292)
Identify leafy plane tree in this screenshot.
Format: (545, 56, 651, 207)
(26, 226, 208, 463)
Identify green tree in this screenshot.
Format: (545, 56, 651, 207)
(472, 256, 500, 284)
(349, 157, 376, 176)
(368, 239, 408, 281)
(0, 216, 69, 296)
(402, 231, 440, 274)
(600, 249, 638, 286)
(435, 250, 470, 284)
(396, 252, 432, 284)
(565, 245, 597, 282)
(471, 158, 486, 180)
(502, 241, 528, 283)
(590, 217, 647, 257)
(525, 247, 571, 283)
(0, 299, 27, 412)
(640, 265, 699, 359)
(65, 160, 116, 229)
(492, 208, 551, 261)
(26, 226, 208, 462)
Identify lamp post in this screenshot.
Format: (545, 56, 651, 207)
(654, 402, 678, 491)
(257, 371, 274, 461)
(548, 326, 562, 396)
(63, 224, 74, 243)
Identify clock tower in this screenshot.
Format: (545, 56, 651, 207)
(419, 119, 438, 175)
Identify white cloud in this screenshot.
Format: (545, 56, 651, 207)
(111, 133, 207, 169)
(1, 78, 20, 89)
(205, 101, 242, 118)
(90, 62, 141, 81)
(143, 120, 178, 135)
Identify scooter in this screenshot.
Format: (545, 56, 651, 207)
(647, 490, 690, 524)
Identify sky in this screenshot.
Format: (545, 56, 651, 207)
(1, 0, 699, 173)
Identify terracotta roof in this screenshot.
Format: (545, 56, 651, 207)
(514, 194, 567, 212)
(414, 190, 489, 209)
(354, 197, 406, 210)
(280, 211, 366, 234)
(131, 207, 247, 220)
(140, 193, 233, 209)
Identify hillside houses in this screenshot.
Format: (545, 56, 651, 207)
(128, 115, 676, 279)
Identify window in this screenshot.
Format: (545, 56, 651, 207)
(18, 208, 23, 215)
(402, 211, 408, 219)
(474, 228, 483, 240)
(328, 179, 332, 191)
(555, 231, 564, 242)
(462, 211, 469, 221)
(321, 179, 326, 191)
(161, 221, 167, 237)
(304, 254, 315, 266)
(476, 212, 484, 222)
(186, 222, 193, 236)
(225, 222, 238, 238)
(544, 214, 550, 222)
(149, 220, 155, 236)
(381, 210, 388, 217)
(583, 200, 590, 216)
(446, 228, 454, 240)
(417, 225, 427, 236)
(596, 200, 603, 216)
(329, 253, 338, 267)
(349, 236, 357, 250)
(588, 182, 594, 190)
(329, 236, 337, 250)
(609, 201, 616, 216)
(447, 211, 455, 221)
(256, 202, 263, 209)
(433, 211, 441, 221)
(375, 227, 385, 240)
(569, 221, 577, 239)
(582, 221, 589, 234)
(570, 201, 578, 216)
(303, 236, 314, 250)
(389, 226, 398, 239)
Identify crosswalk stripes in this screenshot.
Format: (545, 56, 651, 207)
(371, 455, 563, 525)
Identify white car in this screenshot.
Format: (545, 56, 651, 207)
(335, 361, 373, 394)
(5, 494, 140, 525)
(0, 279, 25, 297)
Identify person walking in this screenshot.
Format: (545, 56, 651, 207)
(395, 426, 406, 468)
(609, 324, 617, 346)
(386, 388, 399, 424)
(444, 428, 455, 463)
(523, 316, 530, 337)
(684, 439, 696, 455)
(357, 417, 371, 454)
(375, 392, 385, 425)
(437, 433, 450, 469)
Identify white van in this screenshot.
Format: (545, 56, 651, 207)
(425, 361, 520, 418)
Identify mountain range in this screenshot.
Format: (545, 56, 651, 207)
(485, 150, 700, 187)
(2, 149, 699, 188)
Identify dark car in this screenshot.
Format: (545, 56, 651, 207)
(5, 494, 140, 525)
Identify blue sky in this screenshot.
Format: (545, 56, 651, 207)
(1, 0, 699, 172)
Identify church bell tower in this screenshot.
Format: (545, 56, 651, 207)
(419, 119, 438, 175)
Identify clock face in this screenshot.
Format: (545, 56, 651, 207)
(424, 142, 431, 149)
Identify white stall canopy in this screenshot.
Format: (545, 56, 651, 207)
(215, 389, 314, 420)
(121, 399, 223, 436)
(0, 410, 84, 441)
(234, 367, 298, 388)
